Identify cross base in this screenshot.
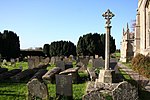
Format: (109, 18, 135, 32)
(97, 70, 115, 83)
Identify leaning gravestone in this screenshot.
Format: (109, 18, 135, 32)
(27, 78, 49, 100)
(42, 67, 61, 83)
(56, 75, 73, 100)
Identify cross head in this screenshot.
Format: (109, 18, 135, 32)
(102, 9, 115, 26)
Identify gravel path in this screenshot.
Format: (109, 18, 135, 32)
(117, 62, 150, 92)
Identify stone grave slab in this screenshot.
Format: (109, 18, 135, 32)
(56, 61, 65, 71)
(56, 75, 73, 99)
(27, 78, 49, 100)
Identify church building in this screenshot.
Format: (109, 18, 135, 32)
(134, 0, 150, 56)
(120, 24, 134, 62)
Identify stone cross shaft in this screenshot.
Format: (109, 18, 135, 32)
(102, 9, 114, 70)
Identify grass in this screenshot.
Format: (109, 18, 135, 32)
(1, 62, 28, 71)
(0, 82, 27, 100)
(0, 82, 87, 100)
(0, 62, 87, 100)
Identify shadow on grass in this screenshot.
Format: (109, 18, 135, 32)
(121, 72, 150, 100)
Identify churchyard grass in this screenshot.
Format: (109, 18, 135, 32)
(1, 62, 28, 71)
(48, 83, 87, 100)
(0, 82, 27, 100)
(0, 62, 87, 100)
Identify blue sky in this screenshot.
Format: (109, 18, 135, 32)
(0, 0, 138, 49)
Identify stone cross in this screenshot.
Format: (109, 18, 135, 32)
(102, 9, 114, 70)
(102, 9, 115, 27)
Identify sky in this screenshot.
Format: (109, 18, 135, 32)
(0, 0, 138, 49)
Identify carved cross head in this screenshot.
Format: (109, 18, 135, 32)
(102, 9, 115, 26)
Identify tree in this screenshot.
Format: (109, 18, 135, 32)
(43, 44, 50, 57)
(49, 40, 76, 57)
(77, 33, 116, 59)
(0, 30, 20, 59)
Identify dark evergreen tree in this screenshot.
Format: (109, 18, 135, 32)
(49, 40, 76, 57)
(0, 30, 20, 59)
(43, 44, 50, 57)
(77, 33, 116, 59)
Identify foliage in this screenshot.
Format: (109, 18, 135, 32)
(0, 30, 20, 60)
(43, 44, 50, 57)
(44, 40, 76, 57)
(77, 33, 116, 59)
(131, 53, 150, 78)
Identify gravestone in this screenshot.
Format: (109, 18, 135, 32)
(28, 56, 40, 69)
(42, 67, 61, 83)
(59, 67, 80, 83)
(33, 56, 40, 67)
(65, 62, 73, 70)
(28, 58, 35, 69)
(63, 57, 69, 63)
(50, 57, 56, 64)
(56, 75, 73, 100)
(27, 78, 49, 100)
(10, 58, 15, 66)
(2, 59, 7, 65)
(44, 57, 50, 65)
(93, 58, 104, 68)
(79, 58, 89, 67)
(112, 81, 138, 100)
(56, 61, 65, 71)
(95, 55, 99, 58)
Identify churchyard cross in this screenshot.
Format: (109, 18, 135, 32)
(102, 9, 114, 70)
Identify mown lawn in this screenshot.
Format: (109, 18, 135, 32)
(0, 62, 87, 100)
(0, 82, 87, 100)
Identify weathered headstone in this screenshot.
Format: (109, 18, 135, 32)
(93, 58, 104, 68)
(95, 55, 99, 59)
(50, 57, 56, 65)
(80, 58, 89, 66)
(56, 75, 73, 100)
(33, 56, 40, 67)
(30, 69, 47, 81)
(10, 58, 16, 66)
(28, 58, 35, 69)
(44, 57, 50, 65)
(27, 78, 49, 100)
(2, 59, 7, 65)
(65, 62, 73, 70)
(56, 61, 65, 71)
(112, 81, 138, 100)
